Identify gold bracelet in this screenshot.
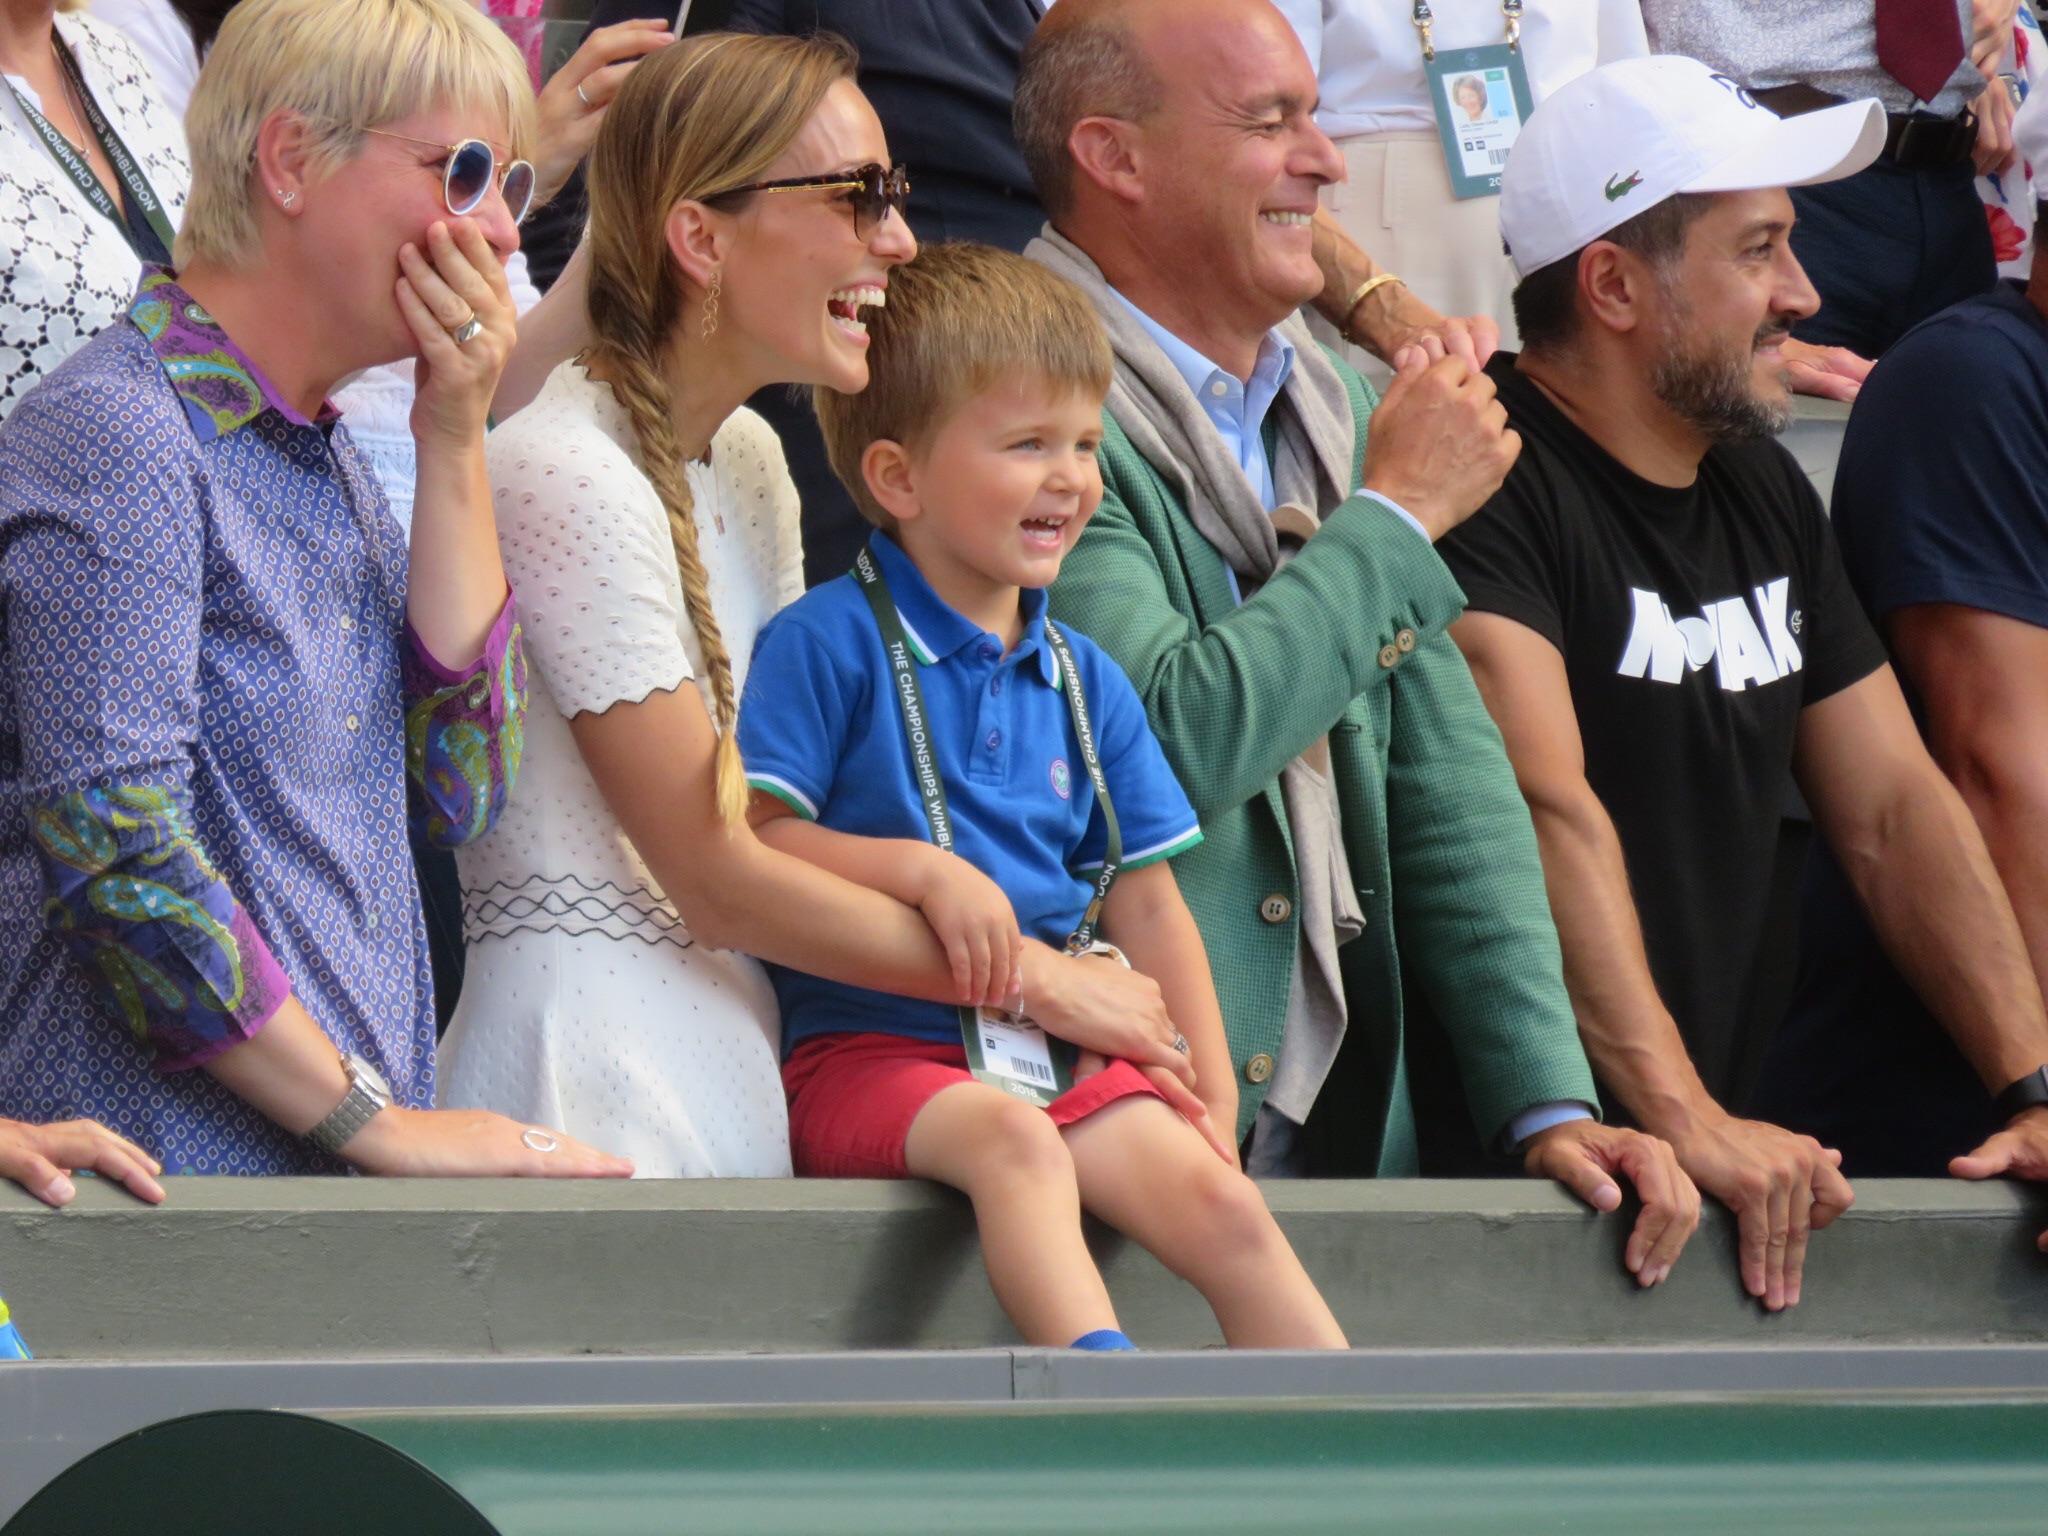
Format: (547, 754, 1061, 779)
(1339, 272, 1405, 345)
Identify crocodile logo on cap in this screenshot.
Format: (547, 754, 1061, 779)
(1604, 170, 1644, 201)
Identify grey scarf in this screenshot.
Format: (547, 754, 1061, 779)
(1030, 228, 1365, 1119)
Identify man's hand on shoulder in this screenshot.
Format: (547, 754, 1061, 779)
(1360, 338, 1521, 541)
(1662, 1108, 1853, 1311)
(1522, 1119, 1701, 1288)
(1952, 1106, 2048, 1252)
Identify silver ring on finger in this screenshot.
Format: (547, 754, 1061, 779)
(520, 1128, 559, 1153)
(1171, 1032, 1190, 1055)
(576, 81, 593, 108)
(449, 312, 484, 345)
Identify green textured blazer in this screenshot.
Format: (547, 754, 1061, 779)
(1048, 350, 1597, 1174)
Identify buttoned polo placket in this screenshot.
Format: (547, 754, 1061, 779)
(870, 534, 1065, 799)
(962, 632, 1050, 789)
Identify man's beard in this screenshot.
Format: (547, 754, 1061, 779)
(1649, 298, 1794, 443)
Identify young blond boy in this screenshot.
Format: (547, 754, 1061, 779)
(735, 243, 1344, 1350)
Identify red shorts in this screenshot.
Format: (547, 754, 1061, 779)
(782, 1031, 1164, 1178)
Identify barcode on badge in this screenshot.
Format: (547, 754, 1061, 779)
(1487, 147, 1510, 166)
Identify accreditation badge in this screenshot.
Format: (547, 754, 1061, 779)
(1425, 43, 1535, 200)
(961, 1005, 1074, 1109)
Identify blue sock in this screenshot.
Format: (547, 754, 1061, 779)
(1069, 1328, 1137, 1352)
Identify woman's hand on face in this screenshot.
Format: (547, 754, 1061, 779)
(0, 1117, 165, 1207)
(341, 1106, 634, 1178)
(532, 19, 675, 202)
(1021, 943, 1197, 1088)
(400, 218, 516, 449)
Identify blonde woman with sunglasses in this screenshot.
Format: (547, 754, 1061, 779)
(438, 33, 1196, 1177)
(0, 0, 633, 1178)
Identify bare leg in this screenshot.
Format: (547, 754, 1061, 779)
(1063, 1096, 1348, 1349)
(903, 1081, 1121, 1346)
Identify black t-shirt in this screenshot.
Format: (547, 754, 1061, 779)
(1759, 280, 2048, 1172)
(1436, 354, 1887, 1102)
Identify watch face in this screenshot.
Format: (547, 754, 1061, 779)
(349, 1055, 394, 1104)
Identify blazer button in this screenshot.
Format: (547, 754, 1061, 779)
(1377, 643, 1400, 669)
(1259, 892, 1292, 924)
(1244, 1052, 1275, 1085)
(1396, 627, 1417, 653)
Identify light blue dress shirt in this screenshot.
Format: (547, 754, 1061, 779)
(1110, 290, 1593, 1154)
(1107, 290, 1433, 548)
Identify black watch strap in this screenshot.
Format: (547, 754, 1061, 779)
(1993, 1064, 2048, 1122)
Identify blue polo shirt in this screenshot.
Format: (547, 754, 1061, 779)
(737, 533, 1204, 1052)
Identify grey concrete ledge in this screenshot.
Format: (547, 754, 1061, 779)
(3, 1177, 2043, 1360)
(10, 1345, 2048, 1526)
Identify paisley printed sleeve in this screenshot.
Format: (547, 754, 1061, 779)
(31, 784, 292, 1071)
(402, 594, 528, 848)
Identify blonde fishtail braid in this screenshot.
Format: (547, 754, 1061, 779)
(602, 345, 750, 829)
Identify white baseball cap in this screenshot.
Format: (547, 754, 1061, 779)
(1499, 55, 1886, 279)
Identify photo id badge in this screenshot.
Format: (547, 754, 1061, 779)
(961, 1005, 1074, 1109)
(1425, 44, 1534, 200)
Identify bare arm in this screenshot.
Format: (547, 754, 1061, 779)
(1796, 665, 2048, 1090)
(401, 221, 517, 666)
(742, 795, 1196, 1081)
(494, 236, 593, 423)
(1451, 616, 1706, 1120)
(197, 992, 631, 1176)
(1308, 210, 1498, 367)
(1455, 611, 1848, 1307)
(750, 794, 1018, 1007)
(1888, 605, 2048, 997)
(572, 686, 961, 997)
(1102, 860, 1234, 1126)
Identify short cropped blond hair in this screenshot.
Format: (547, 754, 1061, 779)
(176, 0, 536, 269)
(815, 242, 1114, 531)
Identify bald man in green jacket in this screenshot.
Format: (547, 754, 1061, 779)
(1019, 0, 1699, 1285)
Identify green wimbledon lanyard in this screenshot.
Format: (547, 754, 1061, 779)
(853, 547, 1122, 1107)
(6, 38, 176, 264)
(1415, 0, 1536, 201)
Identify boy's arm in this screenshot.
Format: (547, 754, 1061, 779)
(750, 794, 1022, 1008)
(1102, 860, 1239, 1162)
(749, 796, 1199, 1083)
(748, 794, 935, 905)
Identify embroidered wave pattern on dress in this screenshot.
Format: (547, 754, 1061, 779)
(29, 784, 288, 1064)
(463, 874, 695, 951)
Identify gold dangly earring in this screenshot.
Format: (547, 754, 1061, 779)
(700, 267, 722, 341)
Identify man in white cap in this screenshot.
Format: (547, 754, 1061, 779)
(1435, 54, 2048, 1308)
(1762, 98, 2048, 1254)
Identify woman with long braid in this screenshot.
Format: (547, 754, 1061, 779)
(438, 33, 1198, 1176)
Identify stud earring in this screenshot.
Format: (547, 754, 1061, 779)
(700, 267, 722, 341)
(277, 188, 297, 209)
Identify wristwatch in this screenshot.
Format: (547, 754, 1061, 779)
(306, 1053, 393, 1154)
(1993, 1065, 2048, 1123)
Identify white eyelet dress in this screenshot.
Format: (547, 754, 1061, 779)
(436, 362, 803, 1176)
